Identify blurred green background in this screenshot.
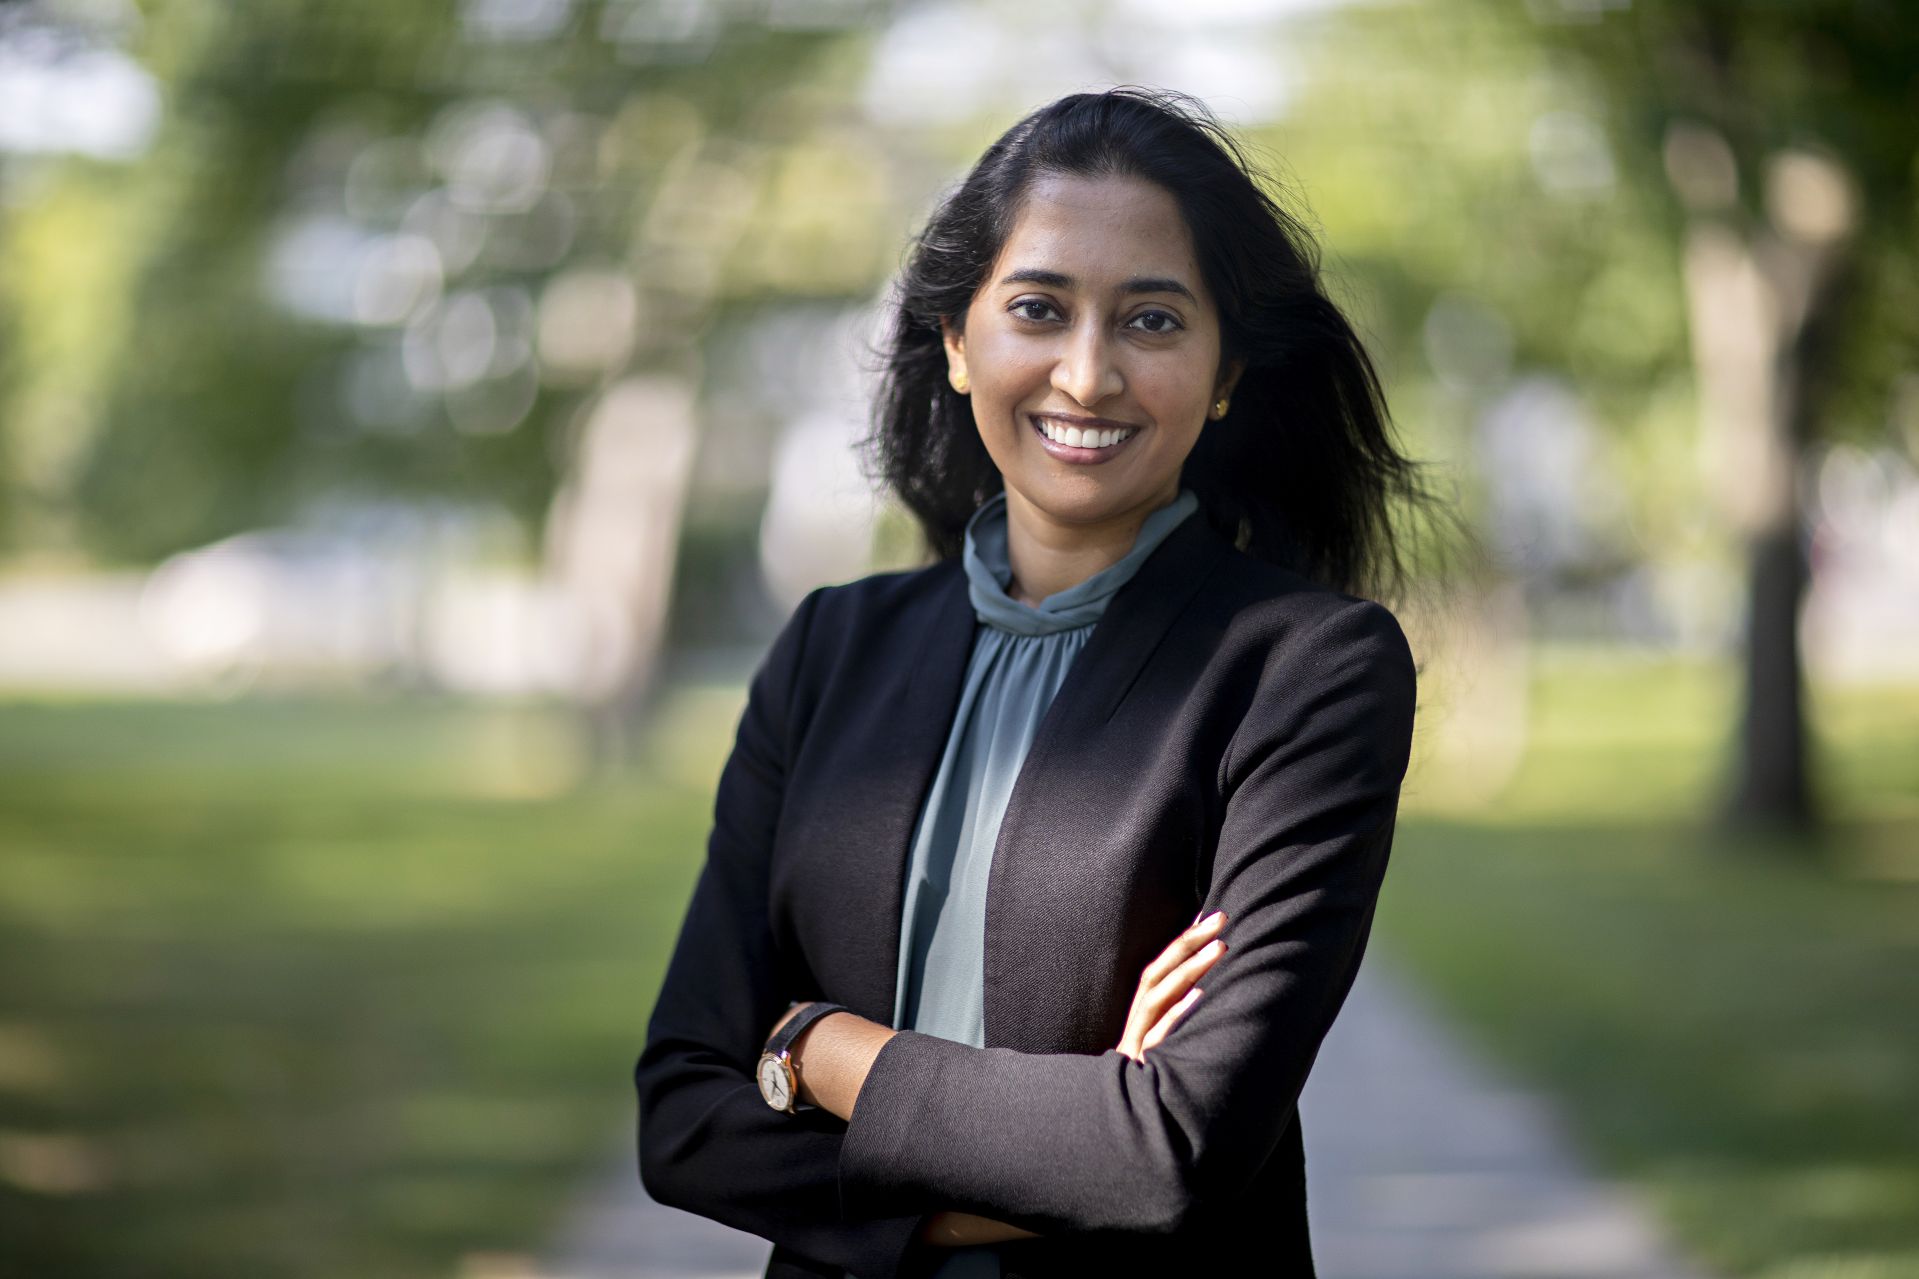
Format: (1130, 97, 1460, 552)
(1, 1, 1914, 1276)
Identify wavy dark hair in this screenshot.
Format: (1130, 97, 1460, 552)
(859, 85, 1451, 604)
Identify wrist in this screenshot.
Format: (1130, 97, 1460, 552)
(789, 1020, 821, 1107)
(756, 1001, 851, 1114)
(787, 1008, 855, 1107)
(790, 1012, 897, 1121)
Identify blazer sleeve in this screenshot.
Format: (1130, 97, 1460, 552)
(634, 584, 930, 1277)
(837, 595, 1417, 1237)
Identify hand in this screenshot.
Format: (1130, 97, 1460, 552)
(1115, 910, 1228, 1062)
(915, 1210, 1042, 1247)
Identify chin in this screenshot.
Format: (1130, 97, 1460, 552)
(1015, 481, 1157, 525)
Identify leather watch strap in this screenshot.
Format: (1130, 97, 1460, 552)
(764, 1000, 851, 1060)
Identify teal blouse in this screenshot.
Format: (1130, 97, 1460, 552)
(889, 484, 1201, 1277)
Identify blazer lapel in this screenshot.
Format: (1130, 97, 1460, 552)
(1051, 511, 1231, 729)
(825, 510, 1231, 1035)
(826, 558, 976, 1021)
(982, 512, 1232, 1050)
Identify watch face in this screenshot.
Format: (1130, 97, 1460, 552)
(757, 1054, 792, 1110)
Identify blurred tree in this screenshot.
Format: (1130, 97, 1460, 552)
(1498, 0, 1917, 833)
(1, 0, 900, 752)
(1282, 0, 1917, 836)
(0, 0, 129, 552)
(36, 0, 889, 559)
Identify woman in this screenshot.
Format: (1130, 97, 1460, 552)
(636, 86, 1442, 1279)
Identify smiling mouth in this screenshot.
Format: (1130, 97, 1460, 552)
(1030, 414, 1140, 451)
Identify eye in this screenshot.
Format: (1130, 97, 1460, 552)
(1009, 298, 1061, 324)
(1127, 309, 1183, 335)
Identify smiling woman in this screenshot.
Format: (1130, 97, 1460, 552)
(938, 169, 1242, 601)
(636, 86, 1454, 1279)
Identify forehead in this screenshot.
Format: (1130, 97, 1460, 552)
(991, 171, 1203, 289)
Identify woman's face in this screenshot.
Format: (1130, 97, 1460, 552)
(943, 170, 1243, 532)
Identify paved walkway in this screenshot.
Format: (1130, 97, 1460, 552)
(1297, 958, 1710, 1279)
(542, 955, 1712, 1279)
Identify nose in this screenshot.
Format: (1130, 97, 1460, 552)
(1052, 316, 1124, 409)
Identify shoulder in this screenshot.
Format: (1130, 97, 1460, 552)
(747, 559, 958, 724)
(1199, 545, 1419, 783)
(1201, 540, 1413, 677)
(766, 557, 961, 684)
(793, 557, 959, 642)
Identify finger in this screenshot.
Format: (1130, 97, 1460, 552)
(1146, 936, 1226, 1005)
(1123, 914, 1228, 1060)
(1139, 911, 1227, 989)
(1145, 911, 1226, 980)
(1135, 936, 1226, 1027)
(1144, 985, 1203, 1051)
(1168, 936, 1226, 989)
(1141, 986, 1203, 1054)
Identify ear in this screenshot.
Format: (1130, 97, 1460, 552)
(939, 315, 968, 392)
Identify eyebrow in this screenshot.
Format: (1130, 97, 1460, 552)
(997, 268, 1197, 304)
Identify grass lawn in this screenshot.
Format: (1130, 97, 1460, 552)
(0, 653, 1913, 1278)
(0, 690, 744, 1279)
(1379, 650, 1919, 1279)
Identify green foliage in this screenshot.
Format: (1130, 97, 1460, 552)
(1466, 0, 1919, 443)
(1255, 0, 1919, 588)
(1251, 5, 1696, 578)
(3, 0, 897, 563)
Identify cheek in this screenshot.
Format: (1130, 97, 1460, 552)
(968, 331, 1046, 399)
(1133, 359, 1216, 419)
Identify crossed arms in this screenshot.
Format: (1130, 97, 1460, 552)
(634, 585, 1416, 1275)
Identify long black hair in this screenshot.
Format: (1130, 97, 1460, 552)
(859, 85, 1452, 604)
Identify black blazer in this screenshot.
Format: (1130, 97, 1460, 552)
(635, 508, 1418, 1279)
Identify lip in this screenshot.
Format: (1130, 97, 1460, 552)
(1029, 412, 1143, 464)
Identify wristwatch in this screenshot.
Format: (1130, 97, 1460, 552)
(756, 1001, 851, 1113)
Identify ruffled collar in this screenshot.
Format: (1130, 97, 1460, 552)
(962, 487, 1200, 636)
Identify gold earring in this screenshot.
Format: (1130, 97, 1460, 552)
(954, 372, 970, 394)
(1211, 397, 1229, 419)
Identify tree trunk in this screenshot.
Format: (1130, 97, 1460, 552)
(1681, 204, 1852, 835)
(1729, 517, 1810, 827)
(541, 372, 700, 778)
(1730, 240, 1855, 831)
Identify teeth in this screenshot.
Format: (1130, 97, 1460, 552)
(1038, 418, 1134, 449)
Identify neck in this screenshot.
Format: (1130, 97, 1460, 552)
(1000, 483, 1180, 607)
